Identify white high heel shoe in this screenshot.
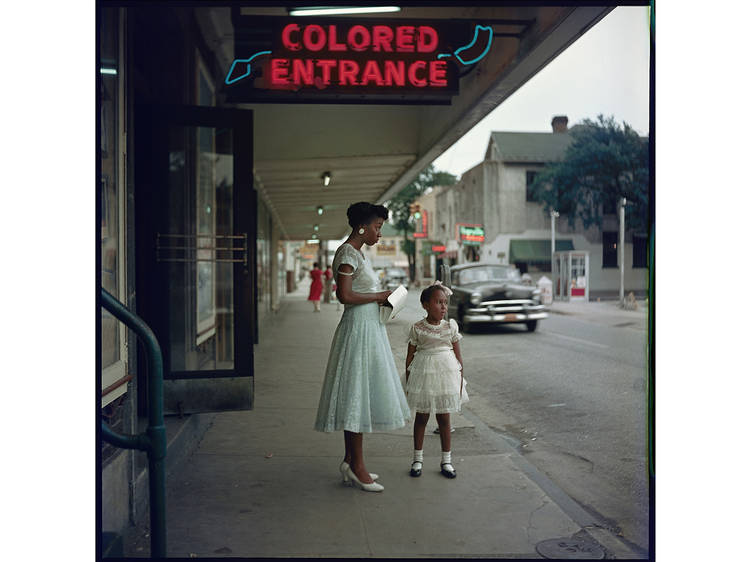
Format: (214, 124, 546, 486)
(339, 461, 378, 484)
(345, 466, 384, 492)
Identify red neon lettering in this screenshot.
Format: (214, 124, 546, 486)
(429, 60, 447, 86)
(270, 59, 291, 85)
(303, 24, 326, 51)
(372, 25, 394, 52)
(292, 59, 314, 85)
(408, 60, 427, 87)
(328, 25, 346, 51)
(339, 60, 359, 85)
(348, 25, 371, 52)
(383, 60, 405, 86)
(317, 59, 336, 85)
(281, 24, 301, 51)
(396, 26, 415, 52)
(417, 26, 438, 53)
(360, 60, 385, 86)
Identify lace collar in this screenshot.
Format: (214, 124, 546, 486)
(417, 318, 448, 331)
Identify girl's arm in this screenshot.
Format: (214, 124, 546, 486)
(335, 264, 390, 305)
(452, 341, 463, 372)
(405, 343, 416, 381)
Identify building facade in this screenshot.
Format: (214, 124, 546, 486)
(434, 116, 649, 297)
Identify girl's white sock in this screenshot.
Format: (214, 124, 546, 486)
(441, 450, 453, 467)
(413, 449, 423, 466)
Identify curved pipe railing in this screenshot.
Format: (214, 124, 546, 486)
(100, 288, 166, 558)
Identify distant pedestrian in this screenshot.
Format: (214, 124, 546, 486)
(405, 281, 467, 479)
(323, 264, 333, 303)
(308, 262, 324, 312)
(314, 202, 411, 492)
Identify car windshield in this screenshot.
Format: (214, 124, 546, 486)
(456, 266, 519, 285)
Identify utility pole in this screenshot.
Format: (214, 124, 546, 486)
(619, 197, 626, 306)
(550, 210, 559, 300)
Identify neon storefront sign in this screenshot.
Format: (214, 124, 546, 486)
(225, 18, 493, 98)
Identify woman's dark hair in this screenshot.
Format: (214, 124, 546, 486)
(313, 262, 319, 268)
(347, 202, 389, 229)
(420, 284, 448, 304)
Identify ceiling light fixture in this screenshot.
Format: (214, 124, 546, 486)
(321, 171, 331, 187)
(100, 67, 118, 75)
(314, 224, 320, 231)
(290, 6, 401, 16)
(317, 206, 324, 215)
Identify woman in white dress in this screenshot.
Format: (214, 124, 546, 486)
(314, 202, 412, 492)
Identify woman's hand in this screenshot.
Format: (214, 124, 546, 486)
(375, 290, 392, 305)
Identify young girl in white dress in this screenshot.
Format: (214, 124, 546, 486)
(405, 281, 468, 479)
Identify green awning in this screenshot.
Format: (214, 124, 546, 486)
(509, 239, 574, 262)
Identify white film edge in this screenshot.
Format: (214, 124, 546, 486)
(379, 284, 408, 323)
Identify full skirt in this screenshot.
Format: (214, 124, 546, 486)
(314, 302, 411, 433)
(406, 349, 468, 414)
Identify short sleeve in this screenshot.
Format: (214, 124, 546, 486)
(334, 244, 360, 275)
(407, 324, 419, 347)
(449, 319, 462, 343)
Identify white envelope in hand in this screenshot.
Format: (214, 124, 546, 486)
(380, 284, 408, 323)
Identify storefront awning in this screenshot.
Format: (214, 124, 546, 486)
(509, 239, 574, 262)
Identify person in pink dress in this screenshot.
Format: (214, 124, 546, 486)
(308, 262, 324, 312)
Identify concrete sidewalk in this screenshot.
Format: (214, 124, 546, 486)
(124, 281, 642, 558)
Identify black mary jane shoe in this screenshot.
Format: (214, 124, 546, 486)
(440, 463, 457, 479)
(410, 461, 423, 477)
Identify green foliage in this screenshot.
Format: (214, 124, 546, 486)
(529, 115, 649, 232)
(386, 164, 457, 280)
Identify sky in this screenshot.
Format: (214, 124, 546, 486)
(432, 6, 650, 179)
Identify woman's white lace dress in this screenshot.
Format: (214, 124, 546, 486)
(314, 243, 411, 433)
(406, 318, 468, 414)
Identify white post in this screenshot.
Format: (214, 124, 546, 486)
(619, 197, 626, 305)
(550, 210, 559, 301)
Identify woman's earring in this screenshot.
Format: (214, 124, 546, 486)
(358, 228, 365, 235)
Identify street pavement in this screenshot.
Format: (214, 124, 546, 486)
(455, 297, 650, 553)
(123, 280, 648, 558)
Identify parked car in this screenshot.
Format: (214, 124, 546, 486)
(384, 267, 408, 290)
(446, 263, 547, 332)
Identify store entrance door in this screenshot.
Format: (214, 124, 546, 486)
(135, 105, 256, 414)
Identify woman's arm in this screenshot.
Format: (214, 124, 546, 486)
(335, 264, 390, 305)
(405, 343, 416, 381)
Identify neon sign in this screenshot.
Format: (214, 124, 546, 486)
(457, 224, 485, 244)
(225, 18, 494, 99)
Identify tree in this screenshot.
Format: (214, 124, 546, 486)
(387, 164, 457, 282)
(529, 115, 649, 233)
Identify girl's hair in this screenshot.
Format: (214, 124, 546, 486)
(420, 284, 448, 304)
(347, 202, 389, 228)
(313, 262, 319, 268)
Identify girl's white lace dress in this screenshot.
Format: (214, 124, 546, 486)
(314, 243, 411, 433)
(406, 318, 468, 414)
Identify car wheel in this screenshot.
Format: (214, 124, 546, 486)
(525, 320, 538, 332)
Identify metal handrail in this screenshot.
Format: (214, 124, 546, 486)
(100, 288, 166, 558)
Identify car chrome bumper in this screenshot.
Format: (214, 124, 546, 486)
(463, 306, 548, 324)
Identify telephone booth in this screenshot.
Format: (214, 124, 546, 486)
(553, 250, 590, 301)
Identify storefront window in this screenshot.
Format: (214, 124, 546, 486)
(100, 8, 120, 369)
